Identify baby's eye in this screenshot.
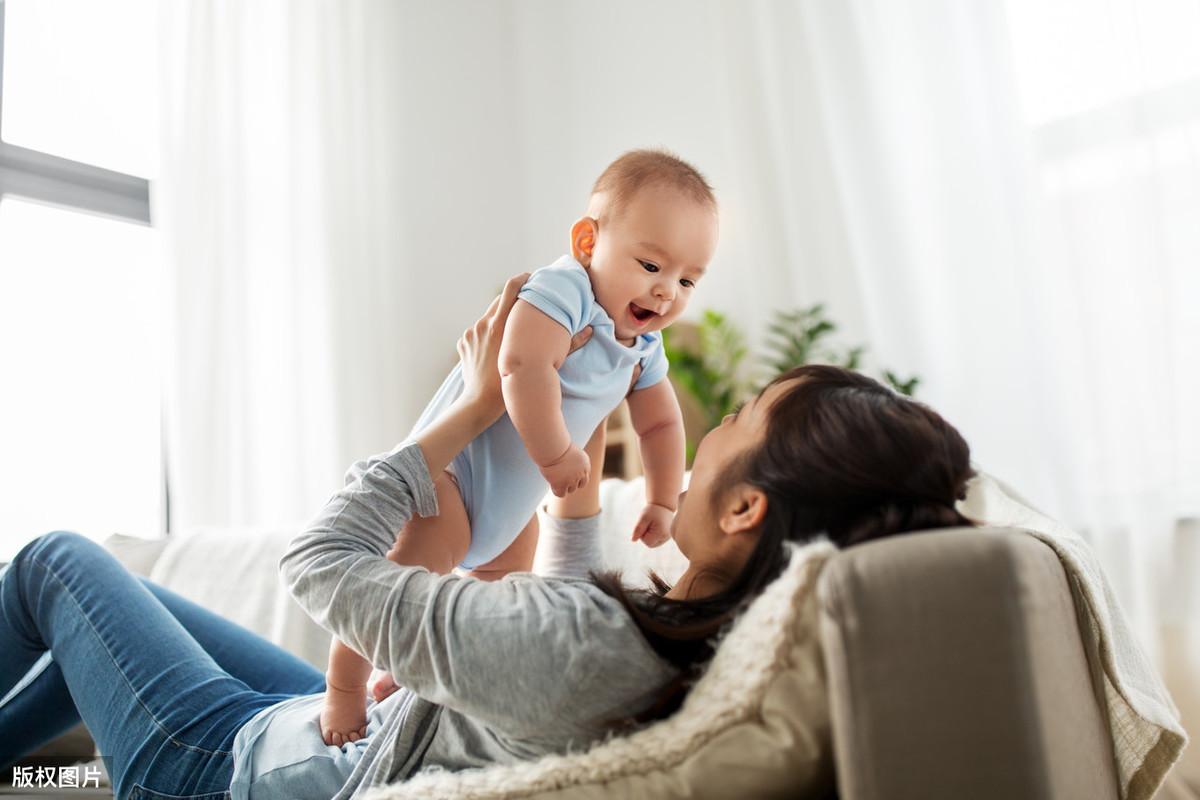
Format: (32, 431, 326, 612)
(680, 278, 695, 288)
(639, 260, 660, 273)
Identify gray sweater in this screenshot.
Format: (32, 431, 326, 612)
(278, 441, 679, 798)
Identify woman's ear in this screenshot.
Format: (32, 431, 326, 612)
(718, 485, 768, 535)
(570, 217, 598, 266)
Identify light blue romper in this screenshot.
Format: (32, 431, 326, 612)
(406, 254, 668, 569)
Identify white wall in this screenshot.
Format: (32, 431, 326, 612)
(357, 1, 870, 437)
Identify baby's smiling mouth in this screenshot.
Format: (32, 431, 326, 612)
(629, 302, 658, 323)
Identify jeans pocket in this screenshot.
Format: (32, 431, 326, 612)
(128, 784, 231, 800)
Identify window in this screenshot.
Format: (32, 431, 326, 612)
(0, 0, 163, 560)
(0, 198, 163, 556)
(1, 0, 160, 178)
(1003, 0, 1200, 512)
(1005, 0, 1200, 127)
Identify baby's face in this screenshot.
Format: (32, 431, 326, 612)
(583, 184, 718, 343)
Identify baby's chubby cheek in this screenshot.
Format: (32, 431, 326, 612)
(657, 306, 686, 331)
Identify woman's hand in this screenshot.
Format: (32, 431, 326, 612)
(456, 273, 593, 424)
(417, 274, 592, 479)
(456, 273, 528, 424)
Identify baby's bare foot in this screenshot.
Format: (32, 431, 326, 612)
(320, 685, 368, 746)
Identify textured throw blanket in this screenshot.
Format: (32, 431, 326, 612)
(959, 470, 1188, 800)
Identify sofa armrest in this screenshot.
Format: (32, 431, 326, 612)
(818, 528, 1119, 800)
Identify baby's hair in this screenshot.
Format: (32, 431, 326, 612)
(590, 148, 716, 220)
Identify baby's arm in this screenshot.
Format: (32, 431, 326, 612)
(498, 299, 589, 496)
(626, 379, 686, 547)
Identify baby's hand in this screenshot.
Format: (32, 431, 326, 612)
(540, 444, 590, 497)
(320, 684, 368, 747)
(632, 503, 674, 548)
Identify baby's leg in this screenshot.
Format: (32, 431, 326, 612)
(321, 471, 469, 744)
(465, 514, 539, 581)
(385, 470, 471, 572)
(468, 420, 608, 581)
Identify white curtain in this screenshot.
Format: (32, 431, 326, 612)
(734, 0, 1200, 790)
(156, 0, 419, 532)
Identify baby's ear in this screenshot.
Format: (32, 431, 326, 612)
(570, 217, 598, 266)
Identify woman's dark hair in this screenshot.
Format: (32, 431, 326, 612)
(592, 364, 976, 728)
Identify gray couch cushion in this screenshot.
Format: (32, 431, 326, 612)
(818, 527, 1120, 800)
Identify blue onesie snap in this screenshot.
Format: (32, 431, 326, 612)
(406, 254, 668, 569)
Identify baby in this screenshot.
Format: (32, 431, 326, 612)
(319, 149, 720, 745)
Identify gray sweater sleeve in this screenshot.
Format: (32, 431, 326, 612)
(280, 441, 673, 742)
(535, 510, 604, 579)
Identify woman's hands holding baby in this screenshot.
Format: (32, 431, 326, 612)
(457, 272, 593, 425)
(457, 273, 530, 425)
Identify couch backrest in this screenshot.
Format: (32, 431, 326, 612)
(817, 527, 1120, 800)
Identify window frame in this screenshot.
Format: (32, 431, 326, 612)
(0, 0, 169, 534)
(0, 2, 152, 223)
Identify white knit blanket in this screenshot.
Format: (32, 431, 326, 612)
(364, 538, 835, 800)
(959, 470, 1189, 800)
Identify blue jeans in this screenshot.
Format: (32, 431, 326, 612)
(0, 531, 328, 799)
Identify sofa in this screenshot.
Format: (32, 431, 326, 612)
(3, 475, 1133, 798)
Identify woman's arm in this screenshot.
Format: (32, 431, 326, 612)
(282, 274, 649, 739)
(280, 274, 529, 649)
(282, 432, 658, 741)
(418, 276, 530, 475)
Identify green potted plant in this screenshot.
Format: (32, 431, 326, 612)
(663, 304, 919, 462)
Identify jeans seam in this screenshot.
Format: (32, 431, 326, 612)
(26, 552, 234, 757)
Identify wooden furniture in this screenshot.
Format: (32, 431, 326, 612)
(604, 401, 642, 480)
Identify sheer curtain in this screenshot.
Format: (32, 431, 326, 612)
(737, 0, 1200, 789)
(1006, 3, 1200, 788)
(156, 1, 425, 533)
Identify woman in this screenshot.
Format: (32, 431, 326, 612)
(0, 274, 974, 799)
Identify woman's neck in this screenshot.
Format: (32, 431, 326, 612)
(665, 563, 737, 600)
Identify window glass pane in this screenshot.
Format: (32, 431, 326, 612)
(1005, 0, 1200, 125)
(0, 198, 162, 560)
(1, 0, 160, 178)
